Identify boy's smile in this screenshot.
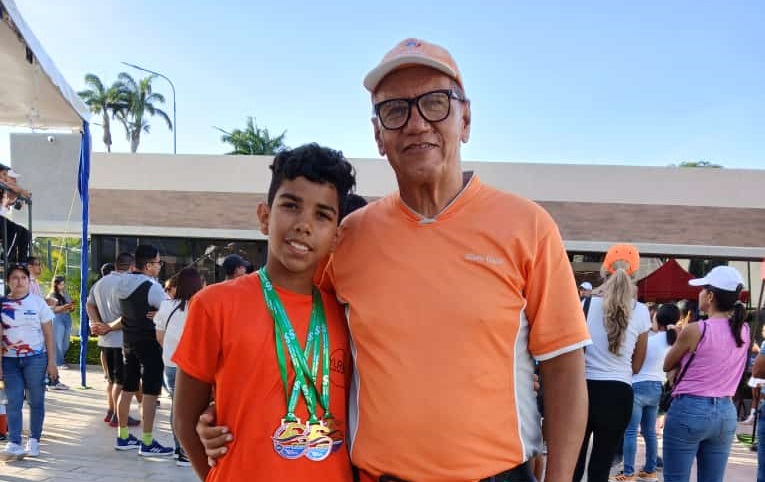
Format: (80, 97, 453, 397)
(257, 176, 340, 294)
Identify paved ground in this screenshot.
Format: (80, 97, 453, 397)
(2, 365, 197, 482)
(0, 365, 761, 481)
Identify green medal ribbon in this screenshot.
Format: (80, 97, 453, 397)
(258, 268, 332, 425)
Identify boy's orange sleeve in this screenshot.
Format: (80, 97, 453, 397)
(172, 295, 222, 383)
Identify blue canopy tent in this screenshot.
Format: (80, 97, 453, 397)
(1, 0, 92, 386)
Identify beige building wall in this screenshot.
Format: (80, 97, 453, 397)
(8, 146, 765, 302)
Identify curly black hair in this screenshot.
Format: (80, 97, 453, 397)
(266, 143, 356, 221)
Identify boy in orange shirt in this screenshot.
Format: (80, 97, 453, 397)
(172, 143, 356, 482)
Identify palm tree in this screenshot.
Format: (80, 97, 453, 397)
(77, 74, 126, 152)
(115, 72, 173, 153)
(217, 117, 287, 155)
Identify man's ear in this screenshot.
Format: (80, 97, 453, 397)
(460, 100, 471, 143)
(372, 117, 385, 156)
(256, 203, 270, 235)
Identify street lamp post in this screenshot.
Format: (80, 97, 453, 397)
(121, 61, 177, 154)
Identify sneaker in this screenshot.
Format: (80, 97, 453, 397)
(637, 471, 658, 482)
(1, 442, 26, 460)
(609, 474, 636, 481)
(25, 438, 40, 457)
(139, 439, 174, 457)
(109, 414, 140, 427)
(176, 453, 191, 467)
(115, 434, 141, 450)
(742, 413, 756, 424)
(103, 411, 115, 423)
(58, 364, 71, 370)
(174, 446, 180, 459)
(49, 381, 69, 391)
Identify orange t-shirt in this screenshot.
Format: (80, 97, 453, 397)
(323, 174, 591, 482)
(173, 274, 353, 482)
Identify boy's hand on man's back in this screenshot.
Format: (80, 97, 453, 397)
(196, 406, 234, 466)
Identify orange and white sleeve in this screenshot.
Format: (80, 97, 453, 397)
(525, 223, 592, 361)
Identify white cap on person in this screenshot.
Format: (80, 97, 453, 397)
(688, 266, 744, 292)
(579, 282, 593, 290)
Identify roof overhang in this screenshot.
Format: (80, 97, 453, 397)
(565, 240, 765, 261)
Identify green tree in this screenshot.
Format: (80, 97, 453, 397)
(677, 160, 723, 168)
(218, 116, 287, 155)
(77, 74, 127, 152)
(115, 72, 173, 153)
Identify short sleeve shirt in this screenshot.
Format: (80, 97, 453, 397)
(1, 293, 54, 357)
(323, 174, 592, 481)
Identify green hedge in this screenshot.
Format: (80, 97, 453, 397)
(64, 336, 101, 365)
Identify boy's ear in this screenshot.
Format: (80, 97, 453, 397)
(256, 203, 270, 235)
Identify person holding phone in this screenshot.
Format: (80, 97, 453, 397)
(46, 276, 74, 383)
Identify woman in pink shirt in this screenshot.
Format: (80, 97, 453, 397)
(662, 266, 749, 482)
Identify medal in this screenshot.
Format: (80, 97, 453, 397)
(304, 422, 334, 461)
(272, 419, 309, 459)
(259, 269, 344, 462)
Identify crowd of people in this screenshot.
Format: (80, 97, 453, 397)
(0, 246, 253, 463)
(0, 37, 762, 482)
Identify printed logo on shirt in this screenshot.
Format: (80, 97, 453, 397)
(464, 253, 505, 266)
(330, 348, 347, 388)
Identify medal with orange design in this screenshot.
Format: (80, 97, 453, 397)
(259, 269, 344, 461)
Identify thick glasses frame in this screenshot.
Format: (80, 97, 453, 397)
(374, 89, 466, 130)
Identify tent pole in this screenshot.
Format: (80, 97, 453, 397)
(752, 275, 765, 446)
(78, 121, 91, 387)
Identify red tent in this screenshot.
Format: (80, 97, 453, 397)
(637, 259, 702, 303)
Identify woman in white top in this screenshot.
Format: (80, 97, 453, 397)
(616, 303, 680, 481)
(0, 264, 56, 460)
(155, 267, 204, 467)
(573, 244, 650, 482)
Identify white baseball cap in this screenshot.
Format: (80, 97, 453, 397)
(688, 266, 744, 292)
(579, 282, 593, 290)
(0, 163, 20, 178)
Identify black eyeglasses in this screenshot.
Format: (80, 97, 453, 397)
(373, 89, 466, 130)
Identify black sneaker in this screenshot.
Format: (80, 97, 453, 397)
(176, 453, 191, 467)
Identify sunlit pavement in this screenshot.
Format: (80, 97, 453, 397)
(1, 365, 197, 481)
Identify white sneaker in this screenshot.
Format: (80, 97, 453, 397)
(742, 414, 756, 425)
(25, 438, 40, 457)
(1, 442, 26, 460)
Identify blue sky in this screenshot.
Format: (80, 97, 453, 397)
(3, 0, 764, 168)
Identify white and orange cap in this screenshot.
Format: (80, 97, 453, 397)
(363, 38, 463, 93)
(603, 244, 640, 276)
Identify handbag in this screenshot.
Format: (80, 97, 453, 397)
(659, 321, 707, 412)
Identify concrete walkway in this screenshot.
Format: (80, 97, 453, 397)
(0, 365, 761, 481)
(1, 365, 197, 482)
